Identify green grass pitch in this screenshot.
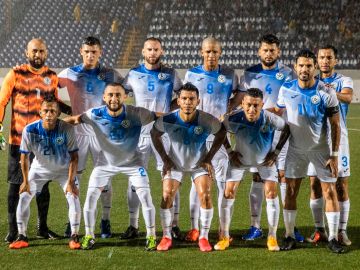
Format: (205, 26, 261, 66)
(0, 105, 359, 270)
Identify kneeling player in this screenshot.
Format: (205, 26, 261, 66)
(9, 95, 81, 250)
(151, 83, 226, 252)
(215, 88, 289, 252)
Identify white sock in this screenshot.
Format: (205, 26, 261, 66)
(283, 209, 296, 238)
(66, 192, 81, 235)
(279, 182, 287, 206)
(100, 184, 112, 221)
(339, 200, 350, 231)
(325, 211, 340, 241)
(17, 192, 34, 236)
(216, 181, 226, 220)
(83, 187, 101, 237)
(160, 208, 173, 239)
(310, 198, 325, 228)
(220, 198, 235, 238)
(249, 181, 264, 228)
(189, 182, 200, 230)
(266, 197, 280, 238)
(172, 191, 180, 227)
(199, 207, 213, 240)
(127, 183, 140, 228)
(136, 187, 156, 237)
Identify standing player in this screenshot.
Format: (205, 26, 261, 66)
(239, 33, 303, 241)
(0, 38, 70, 242)
(276, 49, 344, 253)
(64, 83, 157, 251)
(307, 45, 353, 246)
(215, 88, 290, 252)
(58, 36, 123, 238)
(183, 37, 241, 241)
(151, 83, 226, 252)
(9, 95, 81, 250)
(121, 37, 182, 240)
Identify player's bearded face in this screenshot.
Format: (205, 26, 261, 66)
(295, 57, 316, 82)
(143, 41, 163, 65)
(258, 42, 280, 68)
(26, 40, 47, 69)
(178, 90, 199, 115)
(104, 86, 126, 113)
(242, 96, 263, 122)
(317, 49, 337, 74)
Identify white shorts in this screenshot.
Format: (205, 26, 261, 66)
(272, 130, 289, 171)
(76, 134, 103, 172)
(28, 168, 79, 193)
(206, 140, 228, 183)
(225, 164, 278, 182)
(88, 164, 150, 188)
(163, 167, 208, 183)
(307, 140, 350, 178)
(138, 134, 170, 170)
(285, 148, 336, 182)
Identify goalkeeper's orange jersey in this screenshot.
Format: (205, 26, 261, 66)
(0, 64, 59, 145)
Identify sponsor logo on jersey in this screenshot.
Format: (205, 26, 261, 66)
(97, 73, 105, 80)
(197, 78, 205, 81)
(275, 72, 284, 80)
(158, 73, 168, 80)
(55, 136, 64, 145)
(260, 124, 270, 133)
(138, 75, 146, 79)
(218, 75, 226, 83)
(291, 94, 299, 98)
(194, 126, 203, 135)
(43, 77, 51, 85)
(324, 83, 336, 90)
(121, 120, 131, 128)
(311, 95, 320, 105)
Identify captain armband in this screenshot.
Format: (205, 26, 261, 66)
(325, 105, 339, 117)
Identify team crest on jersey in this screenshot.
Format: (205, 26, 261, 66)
(158, 73, 168, 80)
(311, 95, 320, 105)
(194, 126, 203, 135)
(43, 77, 51, 85)
(218, 75, 226, 83)
(97, 73, 105, 80)
(260, 124, 270, 133)
(121, 120, 131, 128)
(275, 72, 284, 80)
(55, 137, 64, 145)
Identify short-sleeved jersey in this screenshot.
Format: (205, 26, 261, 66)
(223, 110, 285, 165)
(184, 65, 239, 119)
(154, 109, 221, 171)
(318, 73, 353, 137)
(123, 64, 182, 135)
(0, 64, 59, 145)
(58, 64, 123, 135)
(277, 79, 339, 152)
(239, 63, 295, 109)
(81, 105, 155, 166)
(20, 119, 78, 172)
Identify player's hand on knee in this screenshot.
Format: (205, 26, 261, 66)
(162, 157, 175, 178)
(0, 124, 6, 150)
(261, 151, 278, 167)
(19, 182, 30, 194)
(66, 181, 79, 197)
(229, 151, 242, 167)
(326, 157, 338, 178)
(198, 161, 214, 180)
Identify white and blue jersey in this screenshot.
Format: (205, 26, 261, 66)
(20, 119, 78, 172)
(277, 79, 339, 152)
(318, 73, 353, 137)
(154, 109, 221, 171)
(240, 63, 295, 109)
(58, 64, 123, 135)
(223, 110, 285, 165)
(81, 105, 155, 166)
(184, 65, 239, 119)
(123, 64, 182, 135)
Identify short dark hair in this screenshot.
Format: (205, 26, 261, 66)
(144, 37, 162, 46)
(317, 45, 338, 58)
(295, 49, 316, 65)
(41, 93, 59, 109)
(259, 34, 280, 47)
(104, 82, 126, 92)
(82, 36, 101, 48)
(177, 82, 199, 97)
(245, 88, 263, 99)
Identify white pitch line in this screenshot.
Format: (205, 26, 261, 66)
(348, 128, 360, 132)
(347, 117, 360, 120)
